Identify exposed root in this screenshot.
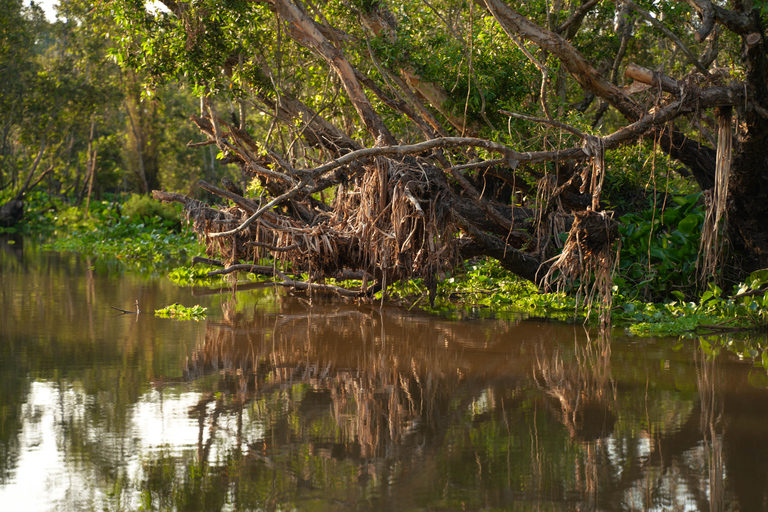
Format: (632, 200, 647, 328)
(698, 106, 732, 285)
(534, 174, 571, 256)
(540, 210, 618, 327)
(156, 154, 458, 299)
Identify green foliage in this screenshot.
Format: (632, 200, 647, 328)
(154, 303, 207, 320)
(614, 269, 768, 336)
(616, 193, 705, 301)
(122, 193, 182, 231)
(613, 297, 716, 337)
(42, 197, 202, 273)
(383, 259, 580, 320)
(698, 270, 768, 329)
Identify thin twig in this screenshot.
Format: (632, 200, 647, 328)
(499, 110, 589, 139)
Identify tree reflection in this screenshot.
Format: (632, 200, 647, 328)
(6, 246, 768, 511)
(139, 296, 768, 511)
(534, 328, 616, 511)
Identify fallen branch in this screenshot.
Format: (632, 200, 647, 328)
(192, 256, 224, 267)
(207, 264, 362, 297)
(206, 264, 276, 277)
(274, 269, 361, 297)
(197, 179, 260, 213)
(208, 175, 311, 239)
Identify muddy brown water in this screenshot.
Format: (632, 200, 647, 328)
(2, 235, 768, 511)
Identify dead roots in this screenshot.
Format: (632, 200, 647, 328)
(155, 154, 458, 299)
(540, 210, 619, 326)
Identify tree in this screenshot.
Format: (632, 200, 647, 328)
(108, 0, 768, 298)
(0, 0, 126, 224)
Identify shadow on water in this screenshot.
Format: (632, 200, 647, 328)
(3, 237, 768, 510)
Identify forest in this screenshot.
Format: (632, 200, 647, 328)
(4, 0, 768, 328)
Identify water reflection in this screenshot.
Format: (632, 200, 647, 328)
(139, 298, 768, 511)
(4, 239, 768, 510)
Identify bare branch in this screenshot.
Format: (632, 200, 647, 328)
(186, 139, 216, 148)
(686, 0, 758, 40)
(197, 180, 260, 213)
(687, 0, 716, 42)
(208, 175, 311, 239)
(500, 110, 589, 139)
(271, 0, 395, 144)
(191, 256, 224, 267)
(625, 63, 681, 95)
(556, 0, 602, 35)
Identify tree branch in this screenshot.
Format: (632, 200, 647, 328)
(208, 175, 311, 239)
(556, 0, 603, 36)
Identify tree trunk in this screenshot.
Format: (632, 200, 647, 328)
(727, 133, 768, 272)
(0, 138, 47, 227)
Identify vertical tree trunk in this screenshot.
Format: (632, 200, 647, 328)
(84, 118, 99, 216)
(124, 98, 150, 194)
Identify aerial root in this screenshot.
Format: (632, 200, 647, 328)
(540, 209, 618, 326)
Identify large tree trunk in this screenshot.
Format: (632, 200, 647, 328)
(728, 132, 768, 272)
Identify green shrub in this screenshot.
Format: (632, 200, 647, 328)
(616, 192, 705, 301)
(122, 194, 182, 231)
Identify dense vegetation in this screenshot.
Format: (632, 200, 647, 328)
(4, 0, 768, 334)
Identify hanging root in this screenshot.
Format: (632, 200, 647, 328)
(698, 106, 732, 285)
(155, 155, 458, 297)
(540, 210, 619, 327)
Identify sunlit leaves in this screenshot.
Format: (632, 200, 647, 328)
(106, 0, 273, 96)
(154, 303, 207, 320)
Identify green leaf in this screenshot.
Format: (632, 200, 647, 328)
(677, 214, 700, 235)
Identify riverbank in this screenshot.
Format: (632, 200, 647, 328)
(6, 192, 768, 339)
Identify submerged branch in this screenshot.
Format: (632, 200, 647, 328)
(207, 264, 362, 298)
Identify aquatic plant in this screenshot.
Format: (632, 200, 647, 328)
(615, 193, 705, 301)
(154, 303, 207, 320)
(167, 265, 222, 286)
(42, 196, 202, 272)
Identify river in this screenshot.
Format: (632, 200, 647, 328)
(2, 234, 768, 511)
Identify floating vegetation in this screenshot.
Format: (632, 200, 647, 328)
(155, 304, 208, 321)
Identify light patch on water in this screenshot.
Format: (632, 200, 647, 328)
(0, 382, 264, 510)
(131, 390, 204, 449)
(0, 382, 77, 511)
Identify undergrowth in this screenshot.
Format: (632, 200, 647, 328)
(37, 195, 202, 273)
